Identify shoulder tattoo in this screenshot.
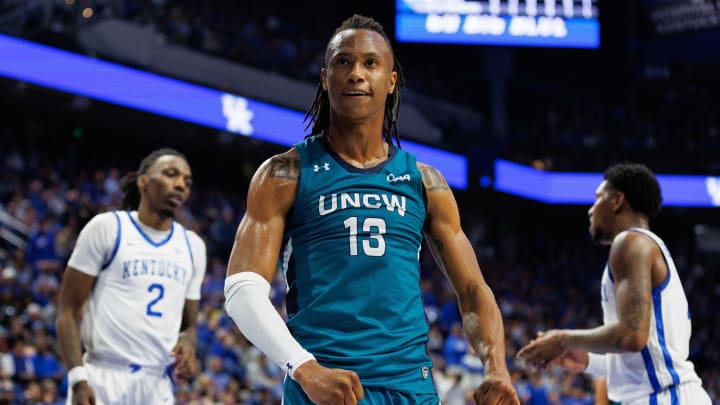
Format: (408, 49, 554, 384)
(268, 156, 300, 180)
(420, 166, 449, 191)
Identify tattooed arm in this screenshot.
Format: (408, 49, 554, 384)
(226, 149, 300, 281)
(419, 163, 519, 405)
(566, 230, 653, 352)
(517, 231, 655, 369)
(225, 150, 364, 404)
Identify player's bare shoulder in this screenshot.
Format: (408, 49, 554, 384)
(417, 162, 461, 224)
(248, 148, 300, 213)
(610, 230, 656, 259)
(416, 162, 450, 193)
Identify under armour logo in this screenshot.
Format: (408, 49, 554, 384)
(221, 94, 254, 135)
(707, 177, 720, 207)
(313, 163, 330, 172)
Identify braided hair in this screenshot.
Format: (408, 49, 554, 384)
(119, 148, 187, 210)
(304, 14, 406, 147)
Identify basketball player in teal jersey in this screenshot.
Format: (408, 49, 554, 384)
(224, 15, 519, 405)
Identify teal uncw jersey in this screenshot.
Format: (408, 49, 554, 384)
(280, 135, 435, 394)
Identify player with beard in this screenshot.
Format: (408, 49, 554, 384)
(57, 148, 207, 405)
(518, 163, 711, 405)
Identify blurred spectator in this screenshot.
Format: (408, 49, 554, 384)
(31, 337, 63, 383)
(444, 322, 469, 367)
(203, 355, 231, 392)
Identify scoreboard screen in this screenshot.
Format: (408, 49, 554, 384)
(395, 0, 600, 48)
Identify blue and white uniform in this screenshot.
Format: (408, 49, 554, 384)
(66, 210, 206, 405)
(597, 228, 710, 405)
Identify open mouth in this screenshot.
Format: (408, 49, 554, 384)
(342, 91, 370, 97)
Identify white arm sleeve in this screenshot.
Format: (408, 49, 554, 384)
(585, 352, 608, 379)
(224, 271, 315, 379)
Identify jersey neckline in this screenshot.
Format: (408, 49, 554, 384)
(317, 134, 398, 174)
(126, 211, 175, 247)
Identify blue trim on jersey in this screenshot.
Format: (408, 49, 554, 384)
(653, 253, 671, 294)
(670, 385, 679, 405)
(654, 290, 681, 387)
(631, 228, 671, 294)
(630, 228, 683, 404)
(655, 269, 671, 292)
(101, 211, 122, 270)
(642, 347, 663, 392)
(638, 228, 682, 392)
(607, 262, 615, 283)
(322, 136, 398, 174)
(650, 392, 658, 405)
(126, 211, 175, 247)
(182, 227, 195, 270)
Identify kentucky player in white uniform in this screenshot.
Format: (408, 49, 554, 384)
(518, 163, 711, 405)
(596, 227, 704, 404)
(57, 149, 206, 405)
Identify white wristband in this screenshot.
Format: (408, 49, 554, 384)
(585, 353, 607, 378)
(67, 366, 88, 387)
(286, 350, 316, 381)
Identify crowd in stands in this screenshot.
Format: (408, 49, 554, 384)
(4, 0, 720, 175)
(2, 0, 496, 147)
(503, 74, 720, 174)
(44, 0, 719, 174)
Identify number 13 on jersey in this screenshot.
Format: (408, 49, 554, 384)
(343, 216, 386, 257)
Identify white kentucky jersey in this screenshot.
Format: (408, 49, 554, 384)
(599, 228, 702, 404)
(67, 210, 206, 370)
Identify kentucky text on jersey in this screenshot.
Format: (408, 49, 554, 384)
(318, 192, 407, 217)
(122, 258, 188, 284)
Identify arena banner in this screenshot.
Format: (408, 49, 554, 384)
(396, 0, 600, 48)
(0, 33, 467, 189)
(494, 159, 720, 207)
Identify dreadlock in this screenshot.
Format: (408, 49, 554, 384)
(119, 148, 187, 210)
(304, 14, 406, 148)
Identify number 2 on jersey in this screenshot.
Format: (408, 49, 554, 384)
(146, 283, 164, 317)
(343, 216, 386, 256)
